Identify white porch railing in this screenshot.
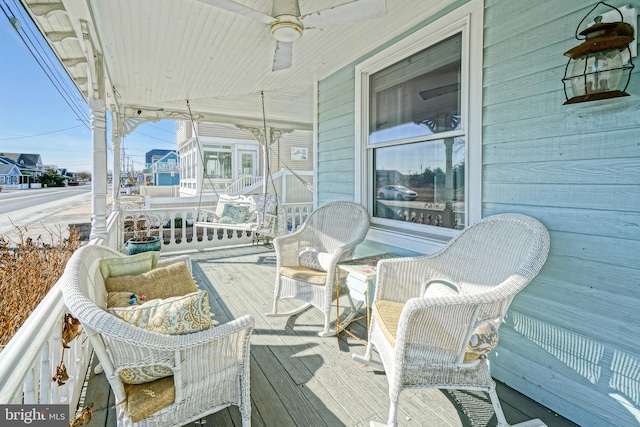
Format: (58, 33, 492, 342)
(0, 283, 90, 409)
(0, 214, 119, 416)
(224, 175, 262, 194)
(0, 211, 139, 414)
(120, 202, 314, 253)
(282, 202, 312, 232)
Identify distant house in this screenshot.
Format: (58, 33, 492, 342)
(0, 163, 22, 188)
(0, 153, 44, 189)
(0, 153, 44, 173)
(145, 149, 174, 170)
(150, 151, 179, 186)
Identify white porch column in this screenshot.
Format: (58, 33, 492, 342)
(83, 23, 108, 240)
(111, 122, 121, 211)
(89, 99, 108, 239)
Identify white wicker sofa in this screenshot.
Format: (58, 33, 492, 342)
(60, 245, 254, 426)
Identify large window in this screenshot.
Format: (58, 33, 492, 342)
(356, 1, 483, 245)
(371, 34, 464, 229)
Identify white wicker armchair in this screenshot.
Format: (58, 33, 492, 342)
(60, 245, 254, 427)
(352, 213, 550, 427)
(267, 201, 370, 336)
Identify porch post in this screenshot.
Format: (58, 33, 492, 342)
(83, 24, 108, 240)
(111, 115, 121, 211)
(89, 100, 108, 240)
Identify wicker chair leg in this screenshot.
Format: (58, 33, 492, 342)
(488, 383, 509, 427)
(351, 352, 384, 371)
(318, 312, 334, 337)
(368, 399, 398, 427)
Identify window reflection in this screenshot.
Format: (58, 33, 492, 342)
(373, 138, 465, 229)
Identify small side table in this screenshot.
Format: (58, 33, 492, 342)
(335, 253, 397, 345)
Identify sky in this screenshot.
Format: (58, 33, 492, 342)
(0, 1, 177, 173)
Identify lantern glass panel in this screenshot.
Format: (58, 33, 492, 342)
(570, 48, 624, 96)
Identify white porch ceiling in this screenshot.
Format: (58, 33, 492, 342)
(22, 0, 452, 130)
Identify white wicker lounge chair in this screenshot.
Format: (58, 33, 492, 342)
(267, 201, 370, 336)
(352, 213, 550, 427)
(60, 245, 254, 426)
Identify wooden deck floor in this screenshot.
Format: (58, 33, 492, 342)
(82, 245, 577, 427)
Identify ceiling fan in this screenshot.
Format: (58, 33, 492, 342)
(197, 0, 387, 71)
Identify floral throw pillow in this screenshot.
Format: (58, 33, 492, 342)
(218, 203, 249, 224)
(109, 291, 213, 384)
(466, 321, 499, 360)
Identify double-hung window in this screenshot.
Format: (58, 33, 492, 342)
(355, 1, 483, 249)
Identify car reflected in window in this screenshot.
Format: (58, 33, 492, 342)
(377, 185, 418, 201)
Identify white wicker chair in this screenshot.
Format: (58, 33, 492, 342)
(352, 213, 550, 427)
(267, 201, 370, 336)
(60, 245, 254, 427)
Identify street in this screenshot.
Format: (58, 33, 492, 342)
(0, 185, 92, 237)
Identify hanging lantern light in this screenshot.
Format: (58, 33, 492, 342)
(562, 2, 635, 104)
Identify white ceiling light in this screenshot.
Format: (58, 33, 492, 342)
(270, 15, 303, 43)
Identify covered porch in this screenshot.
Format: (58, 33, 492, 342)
(1, 0, 638, 426)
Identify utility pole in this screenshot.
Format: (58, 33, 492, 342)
(121, 146, 127, 186)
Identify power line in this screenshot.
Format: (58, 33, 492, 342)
(9, 0, 89, 123)
(0, 124, 84, 140)
(147, 122, 176, 134)
(135, 130, 175, 144)
(0, 0, 90, 130)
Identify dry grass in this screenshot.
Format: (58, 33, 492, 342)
(0, 224, 82, 350)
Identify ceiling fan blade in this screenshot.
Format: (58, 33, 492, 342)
(272, 41, 293, 71)
(197, 0, 276, 24)
(300, 0, 387, 30)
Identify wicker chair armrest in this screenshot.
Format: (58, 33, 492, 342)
(273, 233, 304, 267)
(375, 254, 449, 303)
(273, 224, 321, 263)
(107, 314, 255, 352)
(393, 296, 507, 358)
(103, 315, 254, 380)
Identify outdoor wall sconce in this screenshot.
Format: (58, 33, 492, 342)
(562, 2, 636, 104)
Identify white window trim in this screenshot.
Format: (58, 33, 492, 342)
(354, 0, 483, 253)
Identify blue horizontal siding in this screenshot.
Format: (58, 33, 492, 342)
(316, 0, 640, 424)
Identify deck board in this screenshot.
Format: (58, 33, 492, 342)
(81, 245, 577, 427)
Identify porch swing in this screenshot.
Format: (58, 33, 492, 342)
(191, 94, 286, 243)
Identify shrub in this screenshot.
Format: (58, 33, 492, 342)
(0, 225, 82, 350)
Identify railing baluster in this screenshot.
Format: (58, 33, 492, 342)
(23, 368, 35, 404)
(39, 340, 50, 403)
